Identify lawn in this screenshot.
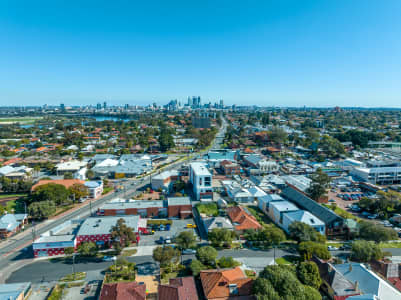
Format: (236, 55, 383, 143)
(379, 242, 401, 248)
(0, 117, 42, 124)
(323, 204, 361, 221)
(275, 255, 300, 265)
(196, 202, 218, 217)
(102, 187, 113, 195)
(47, 284, 66, 300)
(3, 197, 27, 214)
(121, 249, 137, 256)
(0, 193, 27, 199)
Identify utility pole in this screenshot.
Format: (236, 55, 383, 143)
(89, 199, 92, 216)
(72, 253, 76, 279)
(31, 221, 36, 242)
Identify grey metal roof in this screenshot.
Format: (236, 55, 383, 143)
(0, 282, 31, 300)
(281, 186, 343, 227)
(244, 155, 262, 166)
(77, 216, 140, 236)
(101, 200, 164, 210)
(167, 197, 191, 206)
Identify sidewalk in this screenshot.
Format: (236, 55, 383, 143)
(0, 258, 34, 283)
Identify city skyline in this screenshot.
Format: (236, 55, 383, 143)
(1, 1, 401, 107)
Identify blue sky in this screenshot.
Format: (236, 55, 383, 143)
(1, 0, 401, 107)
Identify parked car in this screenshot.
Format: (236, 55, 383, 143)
(339, 244, 352, 250)
(367, 214, 378, 219)
(182, 249, 197, 255)
(156, 237, 164, 244)
(186, 223, 197, 228)
(164, 236, 171, 244)
(328, 246, 339, 251)
(102, 256, 116, 262)
(165, 224, 171, 231)
(329, 199, 336, 203)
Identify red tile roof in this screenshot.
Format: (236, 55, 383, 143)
(31, 179, 84, 191)
(3, 157, 22, 166)
(158, 277, 198, 300)
(200, 267, 253, 300)
(100, 282, 146, 300)
(227, 206, 262, 231)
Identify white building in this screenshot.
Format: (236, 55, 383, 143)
(258, 160, 279, 173)
(84, 181, 104, 198)
(189, 162, 213, 201)
(268, 200, 299, 225)
(151, 170, 179, 192)
(351, 166, 401, 185)
(56, 160, 87, 175)
(281, 210, 325, 234)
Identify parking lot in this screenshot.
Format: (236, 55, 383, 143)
(139, 218, 198, 246)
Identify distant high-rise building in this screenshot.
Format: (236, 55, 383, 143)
(103, 101, 107, 109)
(219, 99, 224, 108)
(96, 103, 102, 110)
(124, 104, 129, 110)
(60, 103, 65, 112)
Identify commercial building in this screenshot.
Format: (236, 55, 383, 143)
(268, 200, 299, 225)
(76, 216, 144, 247)
(84, 180, 103, 198)
(351, 165, 401, 185)
(98, 197, 192, 219)
(0, 282, 31, 300)
(55, 160, 87, 175)
(189, 162, 213, 201)
(151, 170, 179, 192)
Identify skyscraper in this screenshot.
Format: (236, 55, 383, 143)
(103, 101, 107, 109)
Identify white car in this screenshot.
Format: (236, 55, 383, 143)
(182, 249, 197, 255)
(102, 256, 117, 262)
(327, 246, 339, 251)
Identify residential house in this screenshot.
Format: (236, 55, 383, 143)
(226, 206, 262, 233)
(335, 263, 401, 300)
(200, 267, 253, 300)
(268, 200, 299, 226)
(202, 216, 234, 233)
(281, 210, 325, 234)
(99, 282, 146, 300)
(84, 181, 104, 198)
(158, 277, 198, 300)
(0, 214, 28, 239)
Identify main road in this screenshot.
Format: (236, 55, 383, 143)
(0, 117, 227, 279)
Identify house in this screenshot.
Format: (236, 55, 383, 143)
(202, 216, 234, 233)
(99, 282, 146, 300)
(268, 201, 299, 225)
(200, 267, 253, 300)
(151, 170, 179, 192)
(281, 210, 325, 235)
(0, 282, 32, 300)
(55, 160, 87, 175)
(282, 186, 347, 237)
(257, 194, 284, 213)
(31, 179, 85, 191)
(84, 181, 103, 198)
(0, 165, 32, 180)
(76, 216, 144, 247)
(0, 214, 28, 239)
(221, 180, 253, 203)
(158, 277, 198, 300)
(335, 263, 401, 300)
(226, 206, 262, 233)
(220, 160, 241, 175)
(189, 162, 213, 201)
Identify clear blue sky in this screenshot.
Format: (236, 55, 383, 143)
(1, 0, 401, 107)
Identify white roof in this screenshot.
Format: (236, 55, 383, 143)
(335, 263, 401, 300)
(248, 186, 267, 197)
(190, 162, 212, 176)
(96, 158, 119, 167)
(270, 200, 299, 212)
(56, 160, 87, 171)
(283, 210, 324, 227)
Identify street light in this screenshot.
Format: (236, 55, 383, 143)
(72, 253, 77, 280)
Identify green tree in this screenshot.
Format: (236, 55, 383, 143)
(288, 221, 326, 243)
(358, 221, 398, 243)
(190, 259, 206, 276)
(28, 201, 56, 219)
(64, 247, 75, 256)
(68, 183, 89, 203)
(86, 169, 95, 180)
(296, 261, 322, 289)
(217, 256, 240, 268)
(208, 228, 236, 248)
(77, 242, 98, 257)
(303, 285, 322, 300)
(351, 240, 383, 262)
(196, 246, 218, 266)
(306, 168, 331, 201)
(253, 278, 280, 300)
(175, 231, 197, 250)
(63, 172, 73, 179)
(110, 218, 137, 252)
(32, 183, 71, 206)
(158, 128, 175, 152)
(298, 241, 331, 261)
(153, 246, 180, 268)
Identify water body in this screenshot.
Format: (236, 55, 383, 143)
(92, 116, 132, 122)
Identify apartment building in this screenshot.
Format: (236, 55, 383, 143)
(189, 162, 213, 201)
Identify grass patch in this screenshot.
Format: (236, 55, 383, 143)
(322, 204, 361, 221)
(47, 284, 66, 300)
(196, 202, 218, 217)
(121, 249, 137, 256)
(161, 271, 178, 284)
(0, 193, 27, 199)
(379, 242, 401, 248)
(60, 272, 86, 282)
(0, 117, 41, 124)
(65, 281, 85, 288)
(247, 206, 273, 226)
(326, 242, 344, 248)
(102, 187, 113, 195)
(275, 255, 300, 265)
